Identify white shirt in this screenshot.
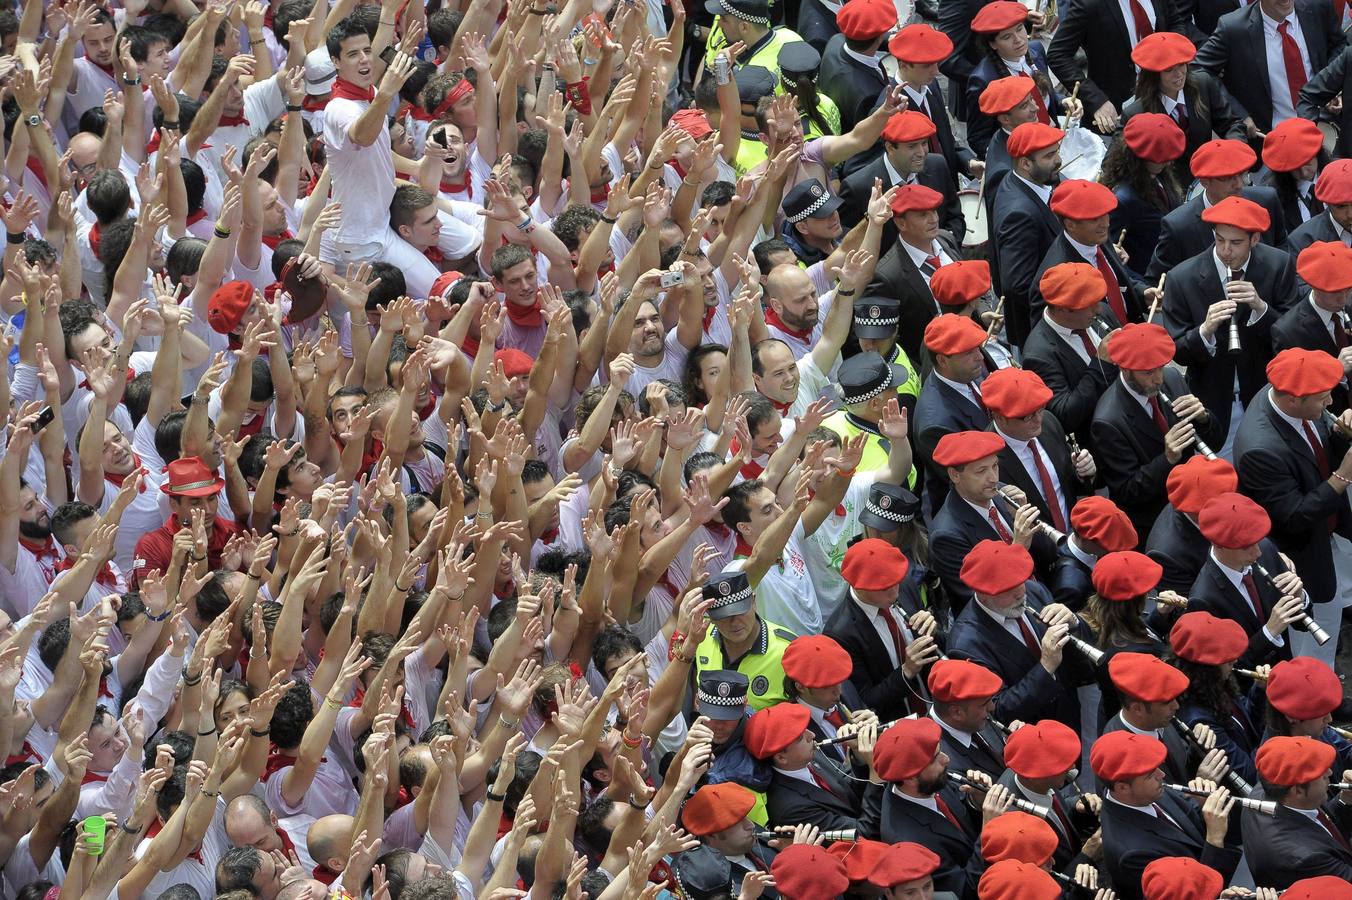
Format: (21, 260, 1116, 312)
(976, 598, 1038, 648)
(902, 239, 953, 280)
(727, 522, 821, 637)
(1045, 314, 1097, 364)
(934, 371, 985, 409)
(1262, 10, 1312, 124)
(882, 153, 918, 189)
(841, 44, 886, 75)
(1267, 388, 1323, 457)
(1013, 172, 1054, 204)
(1117, 0, 1156, 44)
(994, 425, 1067, 524)
(1306, 294, 1350, 345)
(1162, 92, 1187, 123)
(324, 94, 397, 245)
(851, 591, 911, 667)
(1207, 548, 1286, 646)
(804, 473, 878, 618)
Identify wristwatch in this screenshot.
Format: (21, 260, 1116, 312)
(24, 114, 39, 127)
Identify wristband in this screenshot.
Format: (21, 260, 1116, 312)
(394, 581, 412, 592)
(181, 668, 203, 685)
(249, 726, 270, 737)
(600, 212, 617, 224)
(121, 822, 144, 834)
(285, 103, 303, 112)
(836, 288, 857, 297)
(197, 727, 216, 736)
(191, 553, 206, 562)
(834, 466, 857, 478)
(516, 216, 535, 234)
(146, 607, 171, 622)
(621, 731, 643, 749)
(122, 75, 141, 85)
(162, 120, 180, 130)
(213, 225, 232, 239)
(5, 232, 24, 245)
(200, 788, 221, 798)
(325, 696, 343, 710)
(486, 789, 507, 801)
(1335, 472, 1351, 486)
(500, 716, 520, 729)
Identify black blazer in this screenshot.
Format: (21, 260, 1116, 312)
(1299, 44, 1352, 159)
(1176, 695, 1261, 787)
(818, 36, 888, 133)
(993, 770, 1094, 872)
(992, 173, 1064, 347)
(1145, 506, 1211, 593)
(1110, 181, 1184, 282)
(1270, 297, 1351, 412)
(764, 760, 862, 831)
(824, 594, 933, 722)
(1194, 0, 1347, 132)
(1030, 234, 1146, 327)
(930, 490, 1057, 606)
(938, 0, 990, 122)
(1161, 242, 1298, 434)
(1048, 0, 1186, 118)
(1023, 310, 1120, 446)
(1046, 544, 1095, 610)
(914, 375, 992, 515)
(838, 153, 966, 243)
(1233, 389, 1352, 605)
(937, 717, 1007, 780)
(1119, 71, 1247, 172)
(1241, 800, 1352, 888)
(860, 781, 981, 895)
(1099, 788, 1243, 900)
(865, 232, 969, 363)
(1186, 541, 1294, 668)
(984, 129, 1013, 225)
(794, 0, 838, 53)
(1102, 713, 1192, 785)
(1090, 369, 1224, 539)
(1285, 209, 1346, 257)
(902, 80, 976, 185)
(964, 44, 1063, 159)
(1145, 187, 1288, 280)
(994, 411, 1087, 533)
(1187, 0, 1240, 35)
(946, 579, 1083, 729)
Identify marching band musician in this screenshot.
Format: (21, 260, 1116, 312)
(928, 658, 1008, 779)
(1146, 456, 1240, 593)
(1106, 114, 1190, 280)
(1047, 496, 1141, 608)
(1083, 553, 1170, 708)
(748, 701, 864, 832)
(865, 184, 965, 349)
(680, 783, 781, 896)
(1261, 118, 1328, 231)
(977, 76, 1048, 223)
(1262, 657, 1352, 779)
(781, 634, 869, 761)
(1286, 160, 1352, 256)
(1242, 737, 1352, 886)
(914, 314, 994, 512)
(1271, 241, 1352, 416)
(998, 720, 1098, 870)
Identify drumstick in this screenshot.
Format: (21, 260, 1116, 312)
(984, 296, 1006, 342)
(1146, 273, 1166, 322)
(1062, 82, 1081, 129)
(1056, 151, 1084, 173)
(974, 176, 986, 221)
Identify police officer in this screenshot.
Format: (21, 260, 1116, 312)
(694, 571, 796, 710)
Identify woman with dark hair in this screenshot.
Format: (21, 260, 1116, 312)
(964, 0, 1078, 159)
(777, 41, 840, 139)
(1120, 32, 1246, 176)
(1081, 551, 1168, 721)
(1166, 611, 1261, 786)
(1103, 114, 1188, 280)
(1261, 116, 1329, 230)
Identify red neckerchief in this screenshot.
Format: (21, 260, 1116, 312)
(728, 438, 767, 478)
(590, 182, 610, 205)
(349, 686, 415, 729)
(425, 245, 445, 266)
(540, 526, 559, 544)
(147, 819, 203, 863)
(734, 535, 754, 557)
(82, 770, 109, 785)
(655, 571, 679, 597)
(237, 412, 267, 438)
(186, 209, 207, 226)
(705, 521, 732, 538)
(88, 223, 102, 256)
(440, 172, 472, 198)
(5, 741, 38, 766)
(25, 156, 47, 193)
(19, 536, 59, 567)
(702, 304, 717, 332)
(764, 307, 813, 341)
(418, 396, 437, 421)
(90, 59, 116, 80)
(670, 159, 686, 180)
(495, 579, 515, 601)
(401, 101, 437, 123)
(146, 131, 163, 154)
(97, 676, 114, 698)
(106, 455, 146, 492)
(313, 865, 338, 886)
(396, 784, 414, 808)
(264, 748, 297, 781)
(504, 300, 543, 327)
(264, 5, 275, 26)
(262, 229, 294, 249)
(59, 553, 120, 591)
(302, 94, 329, 112)
(334, 434, 379, 475)
(275, 827, 296, 856)
(218, 111, 247, 128)
(331, 78, 375, 103)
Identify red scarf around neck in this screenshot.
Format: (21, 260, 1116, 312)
(504, 300, 543, 328)
(440, 172, 472, 198)
(19, 536, 59, 566)
(331, 78, 375, 103)
(218, 111, 247, 128)
(262, 229, 294, 249)
(764, 307, 813, 342)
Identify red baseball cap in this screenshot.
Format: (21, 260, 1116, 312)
(960, 540, 1035, 595)
(1093, 550, 1163, 601)
(494, 348, 533, 378)
(207, 280, 254, 334)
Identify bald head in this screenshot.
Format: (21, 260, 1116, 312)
(69, 133, 101, 177)
(307, 814, 354, 873)
(226, 794, 280, 852)
(765, 264, 811, 302)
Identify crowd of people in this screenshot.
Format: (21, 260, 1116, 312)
(6, 0, 1352, 895)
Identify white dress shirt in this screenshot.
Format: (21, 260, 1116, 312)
(1262, 9, 1313, 124)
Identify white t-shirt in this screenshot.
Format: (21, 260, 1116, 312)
(324, 96, 396, 245)
(803, 472, 877, 623)
(727, 522, 821, 637)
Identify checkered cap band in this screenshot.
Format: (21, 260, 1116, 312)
(787, 190, 833, 224)
(709, 584, 754, 608)
(722, 2, 772, 24)
(855, 311, 900, 327)
(840, 372, 895, 406)
(865, 500, 914, 523)
(697, 689, 746, 707)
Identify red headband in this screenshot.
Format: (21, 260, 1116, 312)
(432, 78, 475, 119)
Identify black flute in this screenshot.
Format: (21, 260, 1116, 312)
(1168, 717, 1256, 797)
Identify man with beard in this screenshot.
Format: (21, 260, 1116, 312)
(992, 121, 1066, 347)
(606, 267, 703, 397)
(63, 7, 120, 130)
(0, 405, 69, 610)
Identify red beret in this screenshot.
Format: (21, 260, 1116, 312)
(1256, 735, 1337, 786)
(1091, 730, 1170, 783)
(1197, 491, 1270, 548)
(783, 635, 852, 688)
(1007, 122, 1065, 159)
(887, 23, 953, 63)
(932, 430, 1006, 468)
(1130, 31, 1197, 71)
(924, 313, 988, 355)
(927, 659, 1002, 703)
(930, 260, 992, 306)
(1169, 611, 1249, 666)
(1298, 241, 1352, 292)
(874, 843, 942, 888)
(1050, 179, 1119, 220)
(1107, 322, 1176, 371)
(772, 845, 849, 900)
(873, 717, 942, 782)
(1263, 116, 1324, 172)
(1191, 138, 1257, 178)
(1267, 657, 1343, 721)
(1124, 113, 1187, 164)
(207, 280, 254, 334)
(836, 0, 897, 40)
(681, 783, 756, 835)
(1200, 195, 1271, 233)
(1004, 719, 1082, 779)
(1316, 159, 1352, 205)
(1070, 496, 1139, 552)
(744, 702, 811, 759)
(981, 366, 1052, 418)
(971, 0, 1029, 32)
(890, 183, 945, 215)
(961, 540, 1035, 596)
(1166, 456, 1238, 514)
(1267, 347, 1344, 397)
(1093, 550, 1164, 601)
(1109, 652, 1189, 703)
(1142, 858, 1224, 900)
(842, 538, 911, 590)
(980, 811, 1060, 866)
(827, 840, 892, 884)
(494, 348, 533, 378)
(979, 860, 1060, 900)
(1286, 877, 1352, 900)
(1040, 261, 1108, 310)
(979, 75, 1038, 116)
(669, 108, 713, 140)
(882, 110, 939, 144)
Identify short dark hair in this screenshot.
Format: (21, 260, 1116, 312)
(87, 170, 132, 224)
(591, 626, 642, 677)
(216, 846, 265, 895)
(552, 205, 601, 252)
(391, 185, 436, 231)
(491, 243, 535, 280)
(51, 501, 98, 548)
(722, 478, 767, 533)
(326, 15, 371, 58)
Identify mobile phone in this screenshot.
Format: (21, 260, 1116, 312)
(30, 406, 53, 434)
(660, 270, 685, 288)
(431, 129, 449, 149)
(83, 815, 106, 856)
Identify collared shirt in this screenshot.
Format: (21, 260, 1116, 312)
(851, 591, 909, 667)
(930, 709, 974, 748)
(803, 700, 840, 740)
(1117, 0, 1155, 44)
(934, 371, 984, 409)
(1013, 172, 1054, 204)
(976, 597, 1038, 647)
(994, 424, 1066, 518)
(1208, 548, 1286, 646)
(1119, 373, 1156, 416)
(1198, 253, 1267, 353)
(1162, 92, 1187, 120)
(1262, 10, 1312, 124)
(773, 765, 820, 789)
(1297, 178, 1317, 222)
(1267, 389, 1323, 456)
(903, 83, 934, 118)
(1066, 536, 1099, 569)
(1045, 314, 1096, 364)
(1308, 293, 1345, 343)
(1334, 216, 1352, 247)
(882, 153, 917, 188)
(1118, 713, 1164, 739)
(1013, 776, 1056, 812)
(893, 784, 942, 814)
(902, 238, 952, 279)
(1065, 233, 1101, 265)
(842, 43, 887, 75)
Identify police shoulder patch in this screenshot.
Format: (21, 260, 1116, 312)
(751, 675, 770, 696)
(772, 628, 796, 642)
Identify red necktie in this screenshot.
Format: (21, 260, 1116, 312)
(1241, 571, 1265, 620)
(809, 765, 840, 798)
(1096, 247, 1131, 325)
(878, 607, 908, 660)
(935, 795, 971, 836)
(1303, 420, 1330, 476)
(1149, 396, 1171, 434)
(988, 504, 1014, 542)
(1016, 616, 1041, 654)
(1174, 104, 1189, 131)
(1072, 328, 1097, 359)
(1317, 809, 1352, 854)
(1028, 441, 1069, 533)
(1050, 795, 1076, 841)
(1032, 86, 1051, 124)
(924, 254, 942, 272)
(824, 707, 846, 727)
(1278, 21, 1308, 108)
(916, 94, 943, 154)
(1128, 0, 1155, 38)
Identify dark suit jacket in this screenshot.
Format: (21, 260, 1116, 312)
(1187, 541, 1293, 668)
(964, 44, 1062, 159)
(839, 153, 966, 243)
(819, 37, 888, 133)
(993, 770, 1093, 872)
(794, 0, 837, 52)
(765, 758, 862, 831)
(903, 80, 976, 185)
(1023, 311, 1119, 447)
(1145, 506, 1211, 593)
(994, 411, 1087, 533)
(1048, 0, 1186, 118)
(1284, 209, 1345, 257)
(1102, 714, 1191, 784)
(1194, 0, 1347, 132)
(914, 375, 992, 515)
(1270, 296, 1351, 412)
(865, 232, 968, 363)
(1100, 789, 1243, 900)
(1030, 234, 1146, 327)
(937, 717, 1007, 780)
(1090, 369, 1225, 538)
(1110, 182, 1182, 282)
(1161, 242, 1298, 434)
(1145, 187, 1288, 280)
(992, 173, 1064, 347)
(1176, 695, 1261, 787)
(1188, 0, 1239, 35)
(1240, 800, 1352, 888)
(930, 490, 1056, 606)
(1047, 544, 1095, 610)
(1299, 44, 1352, 159)
(824, 594, 933, 722)
(984, 129, 1013, 225)
(1233, 387, 1352, 604)
(938, 0, 989, 122)
(946, 580, 1083, 728)
(1120, 72, 1247, 172)
(860, 781, 981, 895)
